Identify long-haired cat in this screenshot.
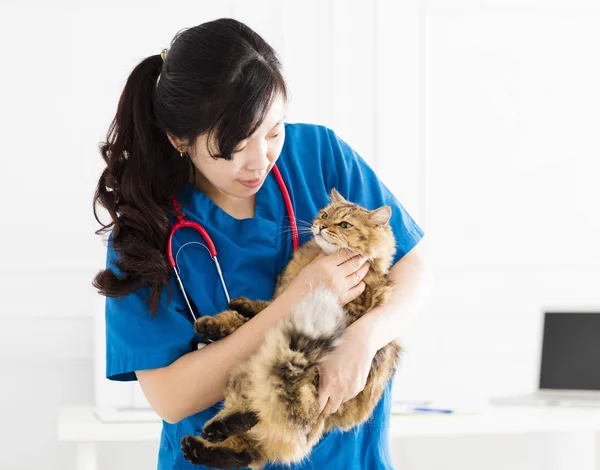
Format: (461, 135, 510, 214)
(181, 188, 402, 469)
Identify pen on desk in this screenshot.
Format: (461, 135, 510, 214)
(411, 407, 454, 414)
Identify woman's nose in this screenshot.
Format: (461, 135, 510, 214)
(246, 140, 270, 171)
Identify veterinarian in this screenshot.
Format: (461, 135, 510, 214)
(94, 18, 434, 470)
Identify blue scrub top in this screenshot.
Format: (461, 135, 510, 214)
(105, 123, 425, 470)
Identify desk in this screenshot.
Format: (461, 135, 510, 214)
(390, 404, 600, 436)
(58, 405, 600, 470)
(58, 406, 162, 470)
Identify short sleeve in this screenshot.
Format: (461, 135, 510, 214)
(324, 128, 425, 265)
(104, 245, 196, 382)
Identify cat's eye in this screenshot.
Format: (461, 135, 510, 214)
(339, 222, 352, 229)
(320, 212, 328, 219)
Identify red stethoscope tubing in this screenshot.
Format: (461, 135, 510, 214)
(167, 164, 298, 322)
(271, 164, 299, 253)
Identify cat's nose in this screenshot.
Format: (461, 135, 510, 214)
(319, 224, 327, 231)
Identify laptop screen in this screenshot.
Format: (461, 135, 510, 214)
(540, 312, 600, 391)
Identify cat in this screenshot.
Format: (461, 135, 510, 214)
(181, 188, 402, 469)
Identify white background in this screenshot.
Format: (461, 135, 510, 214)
(1, 0, 599, 469)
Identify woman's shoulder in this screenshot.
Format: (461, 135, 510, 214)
(283, 122, 338, 151)
(283, 121, 331, 137)
(280, 122, 338, 174)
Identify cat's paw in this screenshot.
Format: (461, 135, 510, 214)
(201, 420, 229, 443)
(194, 311, 244, 341)
(228, 297, 257, 318)
(181, 435, 207, 465)
(181, 434, 255, 468)
(194, 316, 222, 341)
(202, 411, 259, 443)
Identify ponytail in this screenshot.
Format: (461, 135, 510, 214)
(93, 54, 190, 314)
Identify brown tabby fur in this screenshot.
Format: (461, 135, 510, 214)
(181, 189, 402, 469)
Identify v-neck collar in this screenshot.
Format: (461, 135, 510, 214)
(180, 167, 278, 222)
(175, 168, 282, 249)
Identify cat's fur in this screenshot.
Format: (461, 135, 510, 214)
(181, 189, 401, 469)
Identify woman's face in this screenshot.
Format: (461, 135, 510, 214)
(187, 92, 286, 200)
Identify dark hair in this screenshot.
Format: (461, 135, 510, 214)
(93, 18, 288, 314)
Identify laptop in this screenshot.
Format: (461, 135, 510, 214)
(493, 311, 600, 407)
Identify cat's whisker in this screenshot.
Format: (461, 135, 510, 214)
(278, 231, 313, 241)
(279, 227, 314, 234)
(266, 228, 305, 245)
(275, 226, 314, 243)
(280, 232, 304, 245)
(296, 219, 315, 226)
(281, 222, 313, 230)
(295, 222, 315, 229)
(281, 214, 313, 223)
(284, 223, 314, 228)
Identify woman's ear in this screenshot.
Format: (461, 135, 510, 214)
(167, 132, 186, 153)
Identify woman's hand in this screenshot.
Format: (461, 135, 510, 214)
(289, 249, 369, 306)
(317, 324, 376, 414)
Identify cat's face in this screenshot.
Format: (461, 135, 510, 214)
(311, 189, 396, 260)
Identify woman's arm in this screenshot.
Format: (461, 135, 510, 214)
(136, 282, 304, 424)
(349, 243, 434, 350)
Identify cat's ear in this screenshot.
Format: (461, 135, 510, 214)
(369, 206, 392, 226)
(329, 188, 347, 204)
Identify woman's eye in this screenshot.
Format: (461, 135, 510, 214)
(232, 139, 248, 153)
(269, 133, 280, 139)
(340, 222, 352, 229)
(320, 213, 328, 219)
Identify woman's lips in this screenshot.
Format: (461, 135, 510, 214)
(238, 176, 263, 188)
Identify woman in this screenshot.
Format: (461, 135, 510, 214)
(93, 17, 433, 470)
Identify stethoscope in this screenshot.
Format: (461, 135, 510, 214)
(166, 164, 299, 325)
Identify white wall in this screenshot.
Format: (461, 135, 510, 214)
(1, 0, 599, 469)
(396, 0, 600, 397)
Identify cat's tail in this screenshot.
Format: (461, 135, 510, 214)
(262, 286, 346, 385)
(242, 287, 345, 451)
(287, 285, 345, 354)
